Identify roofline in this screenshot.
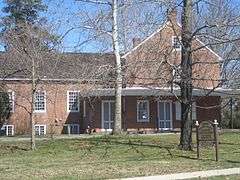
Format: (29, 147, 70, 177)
(122, 20, 222, 61)
(0, 78, 101, 83)
(81, 87, 237, 97)
(122, 21, 170, 59)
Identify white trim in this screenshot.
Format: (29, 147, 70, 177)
(157, 101, 173, 130)
(122, 20, 222, 61)
(35, 124, 47, 135)
(122, 21, 170, 58)
(83, 87, 230, 97)
(195, 38, 222, 61)
(33, 91, 46, 113)
(101, 100, 114, 130)
(67, 91, 80, 113)
(4, 125, 14, 136)
(7, 90, 15, 113)
(176, 22, 222, 60)
(137, 100, 150, 122)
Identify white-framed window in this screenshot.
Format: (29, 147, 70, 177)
(137, 100, 150, 122)
(1, 125, 14, 136)
(67, 91, 80, 112)
(172, 36, 181, 50)
(8, 91, 14, 112)
(63, 124, 80, 134)
(192, 102, 197, 120)
(34, 91, 46, 113)
(175, 101, 181, 120)
(35, 124, 46, 135)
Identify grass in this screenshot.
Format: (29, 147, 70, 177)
(0, 132, 239, 179)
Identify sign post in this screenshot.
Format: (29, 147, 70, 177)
(195, 120, 219, 162)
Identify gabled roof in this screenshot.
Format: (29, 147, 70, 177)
(122, 20, 222, 61)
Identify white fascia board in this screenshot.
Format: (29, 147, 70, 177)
(122, 21, 170, 59)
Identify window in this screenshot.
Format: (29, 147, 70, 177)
(35, 125, 46, 135)
(172, 36, 181, 50)
(137, 100, 149, 122)
(175, 101, 181, 120)
(172, 65, 181, 83)
(63, 124, 79, 134)
(1, 125, 14, 136)
(67, 91, 80, 112)
(34, 91, 46, 112)
(8, 91, 14, 112)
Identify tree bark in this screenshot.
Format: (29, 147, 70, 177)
(112, 0, 122, 134)
(30, 56, 36, 150)
(179, 0, 193, 151)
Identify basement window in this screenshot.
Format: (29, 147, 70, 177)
(35, 124, 46, 136)
(1, 125, 14, 136)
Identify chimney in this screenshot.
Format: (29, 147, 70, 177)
(132, 38, 141, 48)
(167, 9, 177, 23)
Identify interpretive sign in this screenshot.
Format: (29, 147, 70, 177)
(196, 120, 219, 161)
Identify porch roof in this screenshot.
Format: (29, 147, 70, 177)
(82, 87, 240, 97)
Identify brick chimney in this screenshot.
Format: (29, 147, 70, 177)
(167, 9, 177, 23)
(132, 38, 141, 48)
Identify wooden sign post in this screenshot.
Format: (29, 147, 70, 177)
(195, 120, 219, 161)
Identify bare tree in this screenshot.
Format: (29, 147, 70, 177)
(3, 23, 59, 149)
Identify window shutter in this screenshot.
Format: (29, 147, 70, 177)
(175, 102, 181, 120)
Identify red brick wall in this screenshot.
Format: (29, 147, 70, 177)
(4, 81, 221, 134)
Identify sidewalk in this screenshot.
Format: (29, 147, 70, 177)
(122, 167, 240, 180)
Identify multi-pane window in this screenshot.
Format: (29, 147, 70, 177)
(8, 91, 14, 112)
(35, 125, 46, 135)
(1, 125, 14, 136)
(137, 100, 149, 122)
(34, 91, 46, 112)
(68, 91, 80, 112)
(172, 36, 181, 50)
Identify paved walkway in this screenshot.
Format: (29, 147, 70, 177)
(122, 168, 240, 180)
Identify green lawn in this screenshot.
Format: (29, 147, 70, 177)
(0, 132, 239, 179)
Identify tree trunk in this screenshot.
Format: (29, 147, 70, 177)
(31, 57, 36, 150)
(179, 0, 193, 151)
(112, 0, 122, 134)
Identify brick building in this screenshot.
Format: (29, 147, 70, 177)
(0, 12, 222, 135)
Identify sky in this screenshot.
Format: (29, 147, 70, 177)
(0, 0, 240, 53)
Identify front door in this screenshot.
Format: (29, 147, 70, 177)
(158, 101, 172, 130)
(102, 101, 115, 130)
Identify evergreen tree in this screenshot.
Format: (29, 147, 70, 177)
(1, 0, 47, 31)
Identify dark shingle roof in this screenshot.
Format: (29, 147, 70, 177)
(0, 52, 115, 82)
